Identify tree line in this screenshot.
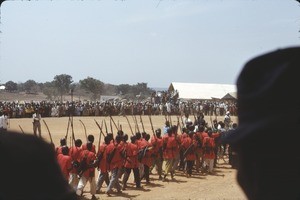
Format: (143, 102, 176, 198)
(2, 74, 155, 102)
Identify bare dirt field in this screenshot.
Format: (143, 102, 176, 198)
(7, 114, 247, 200)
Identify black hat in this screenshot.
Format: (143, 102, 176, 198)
(222, 46, 300, 145)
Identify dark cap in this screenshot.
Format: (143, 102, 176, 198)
(223, 46, 300, 145)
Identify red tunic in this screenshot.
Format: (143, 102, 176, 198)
(124, 142, 139, 168)
(96, 142, 108, 173)
(162, 135, 178, 159)
(106, 141, 123, 170)
(79, 149, 96, 178)
(55, 146, 63, 155)
(182, 136, 196, 161)
(151, 136, 163, 160)
(202, 137, 216, 159)
(69, 146, 82, 174)
(57, 154, 72, 180)
(139, 139, 153, 167)
(81, 143, 96, 154)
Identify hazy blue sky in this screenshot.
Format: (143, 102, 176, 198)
(0, 0, 299, 88)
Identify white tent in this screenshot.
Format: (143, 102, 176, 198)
(168, 82, 236, 100)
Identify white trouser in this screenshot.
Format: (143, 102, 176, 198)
(69, 173, 79, 191)
(76, 176, 96, 196)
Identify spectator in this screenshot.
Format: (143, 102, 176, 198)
(222, 47, 300, 200)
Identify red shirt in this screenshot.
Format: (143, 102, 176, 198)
(96, 142, 108, 173)
(55, 146, 63, 155)
(202, 137, 215, 159)
(69, 146, 82, 173)
(81, 143, 96, 154)
(57, 154, 72, 180)
(79, 149, 96, 178)
(139, 139, 153, 167)
(151, 136, 163, 159)
(106, 141, 123, 170)
(182, 136, 196, 161)
(124, 142, 139, 169)
(162, 135, 178, 159)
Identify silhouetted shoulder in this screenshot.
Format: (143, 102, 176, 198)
(0, 131, 78, 200)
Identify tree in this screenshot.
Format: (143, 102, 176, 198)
(5, 81, 18, 92)
(42, 81, 59, 101)
(53, 74, 73, 102)
(117, 84, 131, 95)
(79, 77, 104, 101)
(24, 79, 39, 94)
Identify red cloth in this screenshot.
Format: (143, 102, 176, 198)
(202, 137, 216, 159)
(68, 146, 82, 173)
(57, 154, 72, 180)
(81, 143, 96, 154)
(151, 136, 163, 160)
(182, 136, 197, 161)
(106, 141, 123, 170)
(162, 135, 178, 159)
(55, 146, 63, 155)
(96, 143, 108, 173)
(124, 142, 139, 168)
(78, 149, 96, 178)
(139, 139, 153, 167)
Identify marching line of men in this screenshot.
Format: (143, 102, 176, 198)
(54, 119, 234, 199)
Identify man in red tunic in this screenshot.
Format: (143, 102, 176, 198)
(57, 145, 73, 181)
(106, 135, 123, 195)
(68, 139, 82, 191)
(162, 128, 179, 181)
(76, 142, 97, 198)
(95, 136, 110, 193)
(150, 128, 163, 180)
(202, 130, 216, 174)
(56, 138, 67, 155)
(81, 134, 96, 153)
(122, 135, 141, 190)
(140, 133, 153, 184)
(182, 131, 197, 177)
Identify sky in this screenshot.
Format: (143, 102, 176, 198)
(0, 0, 299, 89)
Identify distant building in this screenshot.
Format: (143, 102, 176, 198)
(168, 82, 236, 100)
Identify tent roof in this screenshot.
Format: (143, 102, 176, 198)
(169, 82, 236, 100)
(222, 92, 237, 100)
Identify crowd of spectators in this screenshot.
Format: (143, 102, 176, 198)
(0, 91, 236, 118)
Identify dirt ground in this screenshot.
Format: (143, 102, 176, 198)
(7, 115, 247, 200)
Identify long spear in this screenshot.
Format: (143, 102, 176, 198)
(148, 114, 155, 135)
(177, 115, 182, 133)
(42, 119, 53, 144)
(132, 115, 140, 133)
(95, 119, 105, 153)
(109, 115, 119, 131)
(109, 117, 113, 134)
(18, 125, 25, 134)
(65, 117, 71, 140)
(104, 119, 108, 134)
(139, 114, 145, 133)
(125, 115, 134, 135)
(79, 119, 88, 141)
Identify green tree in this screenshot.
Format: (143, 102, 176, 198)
(24, 79, 39, 94)
(5, 81, 18, 92)
(42, 81, 60, 101)
(53, 74, 73, 102)
(79, 77, 104, 101)
(117, 84, 131, 95)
